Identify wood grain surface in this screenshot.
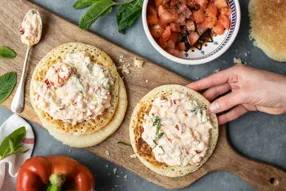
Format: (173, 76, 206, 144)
(0, 0, 286, 190)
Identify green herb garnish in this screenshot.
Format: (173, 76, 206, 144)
(0, 127, 28, 160)
(116, 0, 143, 33)
(0, 46, 16, 58)
(0, 72, 17, 104)
(152, 116, 161, 135)
(158, 132, 164, 139)
(75, 0, 142, 33)
(117, 141, 131, 147)
(159, 146, 165, 154)
(152, 140, 157, 149)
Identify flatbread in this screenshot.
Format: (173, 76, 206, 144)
(129, 85, 219, 177)
(47, 78, 127, 148)
(30, 42, 120, 135)
(249, 0, 286, 62)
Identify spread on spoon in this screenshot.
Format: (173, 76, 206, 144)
(20, 9, 42, 47)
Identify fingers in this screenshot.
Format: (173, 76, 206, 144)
(218, 105, 248, 125)
(209, 92, 243, 113)
(203, 83, 231, 102)
(186, 67, 235, 91)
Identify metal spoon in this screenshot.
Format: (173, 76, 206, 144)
(11, 9, 42, 113)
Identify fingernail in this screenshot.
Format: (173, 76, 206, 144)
(209, 102, 220, 112)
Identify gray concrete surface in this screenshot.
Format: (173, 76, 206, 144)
(1, 0, 286, 190)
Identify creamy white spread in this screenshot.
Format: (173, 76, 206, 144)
(142, 92, 213, 166)
(33, 52, 113, 125)
(20, 9, 42, 46)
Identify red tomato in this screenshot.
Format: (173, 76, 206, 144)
(220, 7, 232, 16)
(218, 15, 230, 29)
(158, 5, 178, 25)
(147, 4, 158, 25)
(207, 2, 218, 17)
(150, 24, 164, 38)
(167, 40, 176, 49)
(193, 9, 205, 23)
(161, 26, 172, 41)
(170, 32, 180, 42)
(188, 31, 200, 45)
(213, 22, 225, 34)
(186, 20, 195, 31)
(178, 42, 187, 51)
(170, 23, 181, 32)
(198, 20, 210, 34)
(214, 0, 228, 9)
(195, 0, 208, 8)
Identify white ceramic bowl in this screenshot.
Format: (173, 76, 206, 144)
(142, 0, 241, 65)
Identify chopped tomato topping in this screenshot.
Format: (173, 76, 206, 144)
(207, 2, 218, 17)
(150, 24, 164, 38)
(193, 9, 205, 23)
(218, 15, 230, 29)
(195, 0, 208, 8)
(186, 20, 195, 31)
(158, 5, 178, 25)
(170, 32, 180, 42)
(178, 42, 186, 51)
(170, 23, 181, 32)
(212, 22, 225, 35)
(197, 21, 209, 34)
(161, 26, 172, 41)
(214, 0, 228, 9)
(167, 40, 176, 49)
(188, 31, 200, 45)
(220, 7, 231, 16)
(147, 4, 158, 25)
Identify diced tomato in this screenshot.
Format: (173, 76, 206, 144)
(188, 31, 200, 45)
(212, 22, 225, 35)
(220, 7, 232, 16)
(170, 23, 181, 32)
(187, 0, 199, 9)
(161, 26, 172, 41)
(186, 20, 195, 31)
(167, 40, 176, 49)
(149, 24, 164, 38)
(167, 48, 180, 57)
(155, 0, 169, 7)
(214, 0, 228, 9)
(176, 13, 186, 24)
(207, 3, 218, 17)
(158, 38, 168, 49)
(178, 42, 186, 51)
(170, 32, 180, 42)
(218, 15, 230, 29)
(193, 9, 205, 23)
(147, 4, 158, 25)
(195, 0, 208, 8)
(205, 15, 217, 28)
(197, 20, 209, 34)
(158, 5, 178, 25)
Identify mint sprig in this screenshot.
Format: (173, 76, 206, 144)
(0, 46, 16, 58)
(0, 127, 28, 160)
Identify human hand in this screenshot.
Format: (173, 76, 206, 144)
(187, 64, 286, 125)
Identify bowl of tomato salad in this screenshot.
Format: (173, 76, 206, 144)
(142, 0, 241, 65)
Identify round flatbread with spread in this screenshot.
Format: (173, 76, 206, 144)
(47, 78, 127, 148)
(129, 85, 218, 177)
(249, 0, 286, 62)
(30, 42, 127, 147)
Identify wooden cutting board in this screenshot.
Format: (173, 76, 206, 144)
(1, 0, 286, 190)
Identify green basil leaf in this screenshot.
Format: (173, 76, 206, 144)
(79, 0, 113, 30)
(0, 127, 27, 160)
(73, 0, 99, 9)
(117, 141, 131, 147)
(116, 0, 143, 34)
(0, 46, 16, 58)
(0, 72, 17, 104)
